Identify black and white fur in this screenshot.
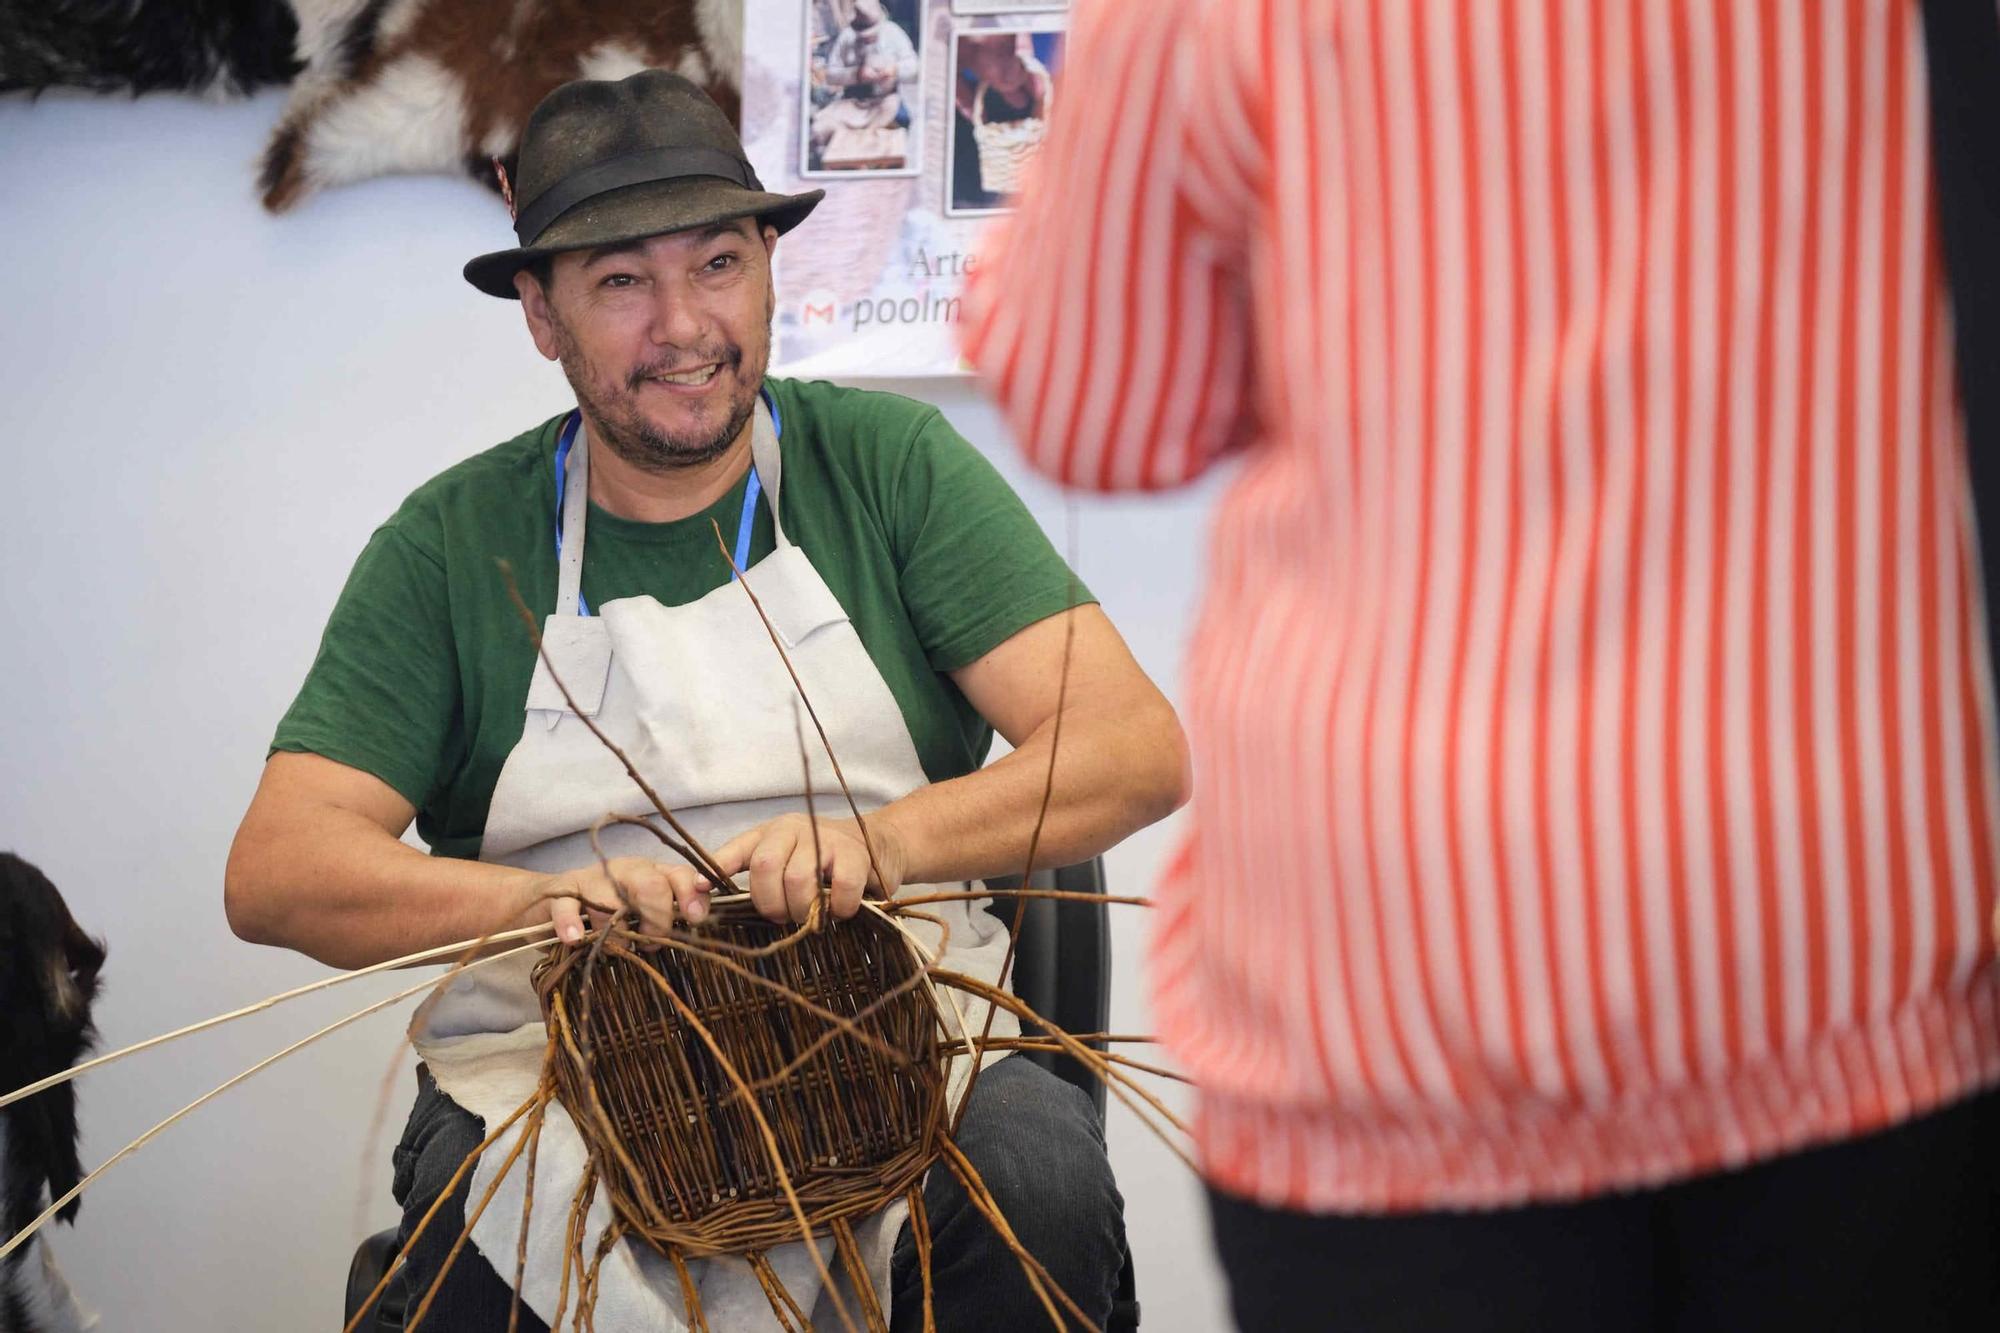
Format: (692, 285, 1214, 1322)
(1, 853, 105, 1333)
(0, 0, 299, 97)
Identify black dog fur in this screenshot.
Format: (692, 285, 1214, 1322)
(0, 853, 104, 1332)
(0, 0, 299, 96)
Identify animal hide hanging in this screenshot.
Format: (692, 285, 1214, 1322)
(0, 0, 300, 97)
(259, 0, 745, 214)
(0, 853, 105, 1333)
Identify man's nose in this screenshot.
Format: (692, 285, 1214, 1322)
(648, 282, 707, 349)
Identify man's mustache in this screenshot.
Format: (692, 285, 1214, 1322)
(627, 343, 743, 389)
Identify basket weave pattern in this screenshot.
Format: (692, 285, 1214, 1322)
(534, 901, 944, 1257)
(971, 80, 1050, 197)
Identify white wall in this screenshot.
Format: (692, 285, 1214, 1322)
(0, 88, 1230, 1332)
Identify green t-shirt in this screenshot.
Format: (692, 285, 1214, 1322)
(270, 377, 1092, 860)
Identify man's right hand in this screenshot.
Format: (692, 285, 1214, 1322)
(228, 753, 729, 970)
(541, 855, 716, 943)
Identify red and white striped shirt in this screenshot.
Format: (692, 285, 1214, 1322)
(963, 0, 2000, 1211)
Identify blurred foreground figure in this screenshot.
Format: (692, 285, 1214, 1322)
(965, 2, 2000, 1328)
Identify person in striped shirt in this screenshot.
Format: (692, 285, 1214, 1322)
(963, 1, 2000, 1328)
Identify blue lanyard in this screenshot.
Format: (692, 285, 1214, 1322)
(551, 392, 776, 615)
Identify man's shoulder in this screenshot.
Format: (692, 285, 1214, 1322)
(770, 378, 943, 460)
(771, 376, 939, 425)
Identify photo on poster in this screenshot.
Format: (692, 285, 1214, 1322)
(801, 0, 926, 178)
(951, 0, 1070, 14)
(946, 23, 1064, 217)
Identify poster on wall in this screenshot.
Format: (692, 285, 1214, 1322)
(743, 0, 1070, 377)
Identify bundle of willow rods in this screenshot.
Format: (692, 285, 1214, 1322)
(534, 898, 944, 1257)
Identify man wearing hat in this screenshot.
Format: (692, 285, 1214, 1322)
(225, 71, 1186, 1328)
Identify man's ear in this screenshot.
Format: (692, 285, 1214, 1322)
(761, 224, 780, 259)
(514, 266, 562, 362)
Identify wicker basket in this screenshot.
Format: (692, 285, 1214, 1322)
(971, 80, 1051, 198)
(534, 900, 944, 1257)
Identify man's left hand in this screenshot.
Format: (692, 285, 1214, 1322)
(712, 814, 907, 925)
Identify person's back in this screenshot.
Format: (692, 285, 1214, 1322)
(966, 1, 2000, 1325)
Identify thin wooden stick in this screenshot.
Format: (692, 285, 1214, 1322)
(711, 519, 889, 896)
(1, 938, 550, 1263)
(864, 905, 973, 1076)
(405, 1079, 549, 1333)
(0, 923, 556, 1112)
(352, 1038, 415, 1243)
(579, 810, 830, 964)
(360, 888, 605, 1238)
(831, 1217, 890, 1333)
(938, 1139, 1082, 1331)
(507, 1042, 559, 1333)
(749, 1252, 815, 1333)
(590, 809, 706, 888)
(558, 922, 920, 1073)
(930, 969, 1197, 1170)
(908, 1186, 936, 1333)
(958, 526, 1080, 1137)
(505, 1102, 549, 1333)
(729, 964, 934, 1100)
(889, 888, 1152, 909)
(340, 1087, 543, 1333)
(548, 1163, 597, 1332)
(799, 701, 831, 922)
(578, 1220, 625, 1333)
(670, 1248, 711, 1333)
(619, 948, 864, 1333)
(499, 558, 731, 889)
(546, 986, 676, 1229)
(948, 1031, 1157, 1046)
(937, 968, 1193, 1139)
(940, 1039, 1189, 1084)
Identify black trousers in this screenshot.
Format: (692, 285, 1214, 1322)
(1208, 1087, 2000, 1332)
(390, 1054, 1125, 1331)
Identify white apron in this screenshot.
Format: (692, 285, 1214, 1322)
(408, 397, 1016, 1330)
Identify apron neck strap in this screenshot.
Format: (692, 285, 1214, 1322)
(553, 393, 788, 619)
(750, 391, 791, 550)
(555, 414, 590, 617)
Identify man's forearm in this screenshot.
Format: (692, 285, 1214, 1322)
(226, 795, 541, 972)
(874, 697, 1190, 889)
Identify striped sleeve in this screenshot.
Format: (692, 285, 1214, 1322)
(961, 0, 1265, 492)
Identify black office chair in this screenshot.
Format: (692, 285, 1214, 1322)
(345, 859, 1140, 1330)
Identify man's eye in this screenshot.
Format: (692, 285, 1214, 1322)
(600, 273, 638, 288)
(705, 254, 737, 272)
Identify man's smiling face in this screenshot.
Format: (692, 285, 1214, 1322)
(518, 218, 778, 473)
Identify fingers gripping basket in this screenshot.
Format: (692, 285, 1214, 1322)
(532, 900, 946, 1257)
(971, 80, 1051, 197)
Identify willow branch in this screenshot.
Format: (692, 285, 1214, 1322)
(710, 520, 888, 897)
(498, 558, 730, 889)
(0, 924, 556, 1112)
(2, 940, 551, 1263)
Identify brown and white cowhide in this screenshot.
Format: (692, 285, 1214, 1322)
(259, 0, 743, 212)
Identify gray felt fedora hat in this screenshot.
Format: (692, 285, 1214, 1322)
(463, 70, 822, 300)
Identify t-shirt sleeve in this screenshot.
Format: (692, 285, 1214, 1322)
(268, 522, 460, 809)
(890, 409, 1095, 673)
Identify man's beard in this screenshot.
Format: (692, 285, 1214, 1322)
(550, 315, 765, 473)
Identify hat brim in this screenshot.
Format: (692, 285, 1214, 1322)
(463, 176, 824, 299)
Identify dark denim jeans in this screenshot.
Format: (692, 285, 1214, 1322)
(390, 1053, 1125, 1331)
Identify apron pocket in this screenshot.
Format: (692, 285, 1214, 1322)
(752, 551, 852, 648)
(524, 615, 612, 716)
